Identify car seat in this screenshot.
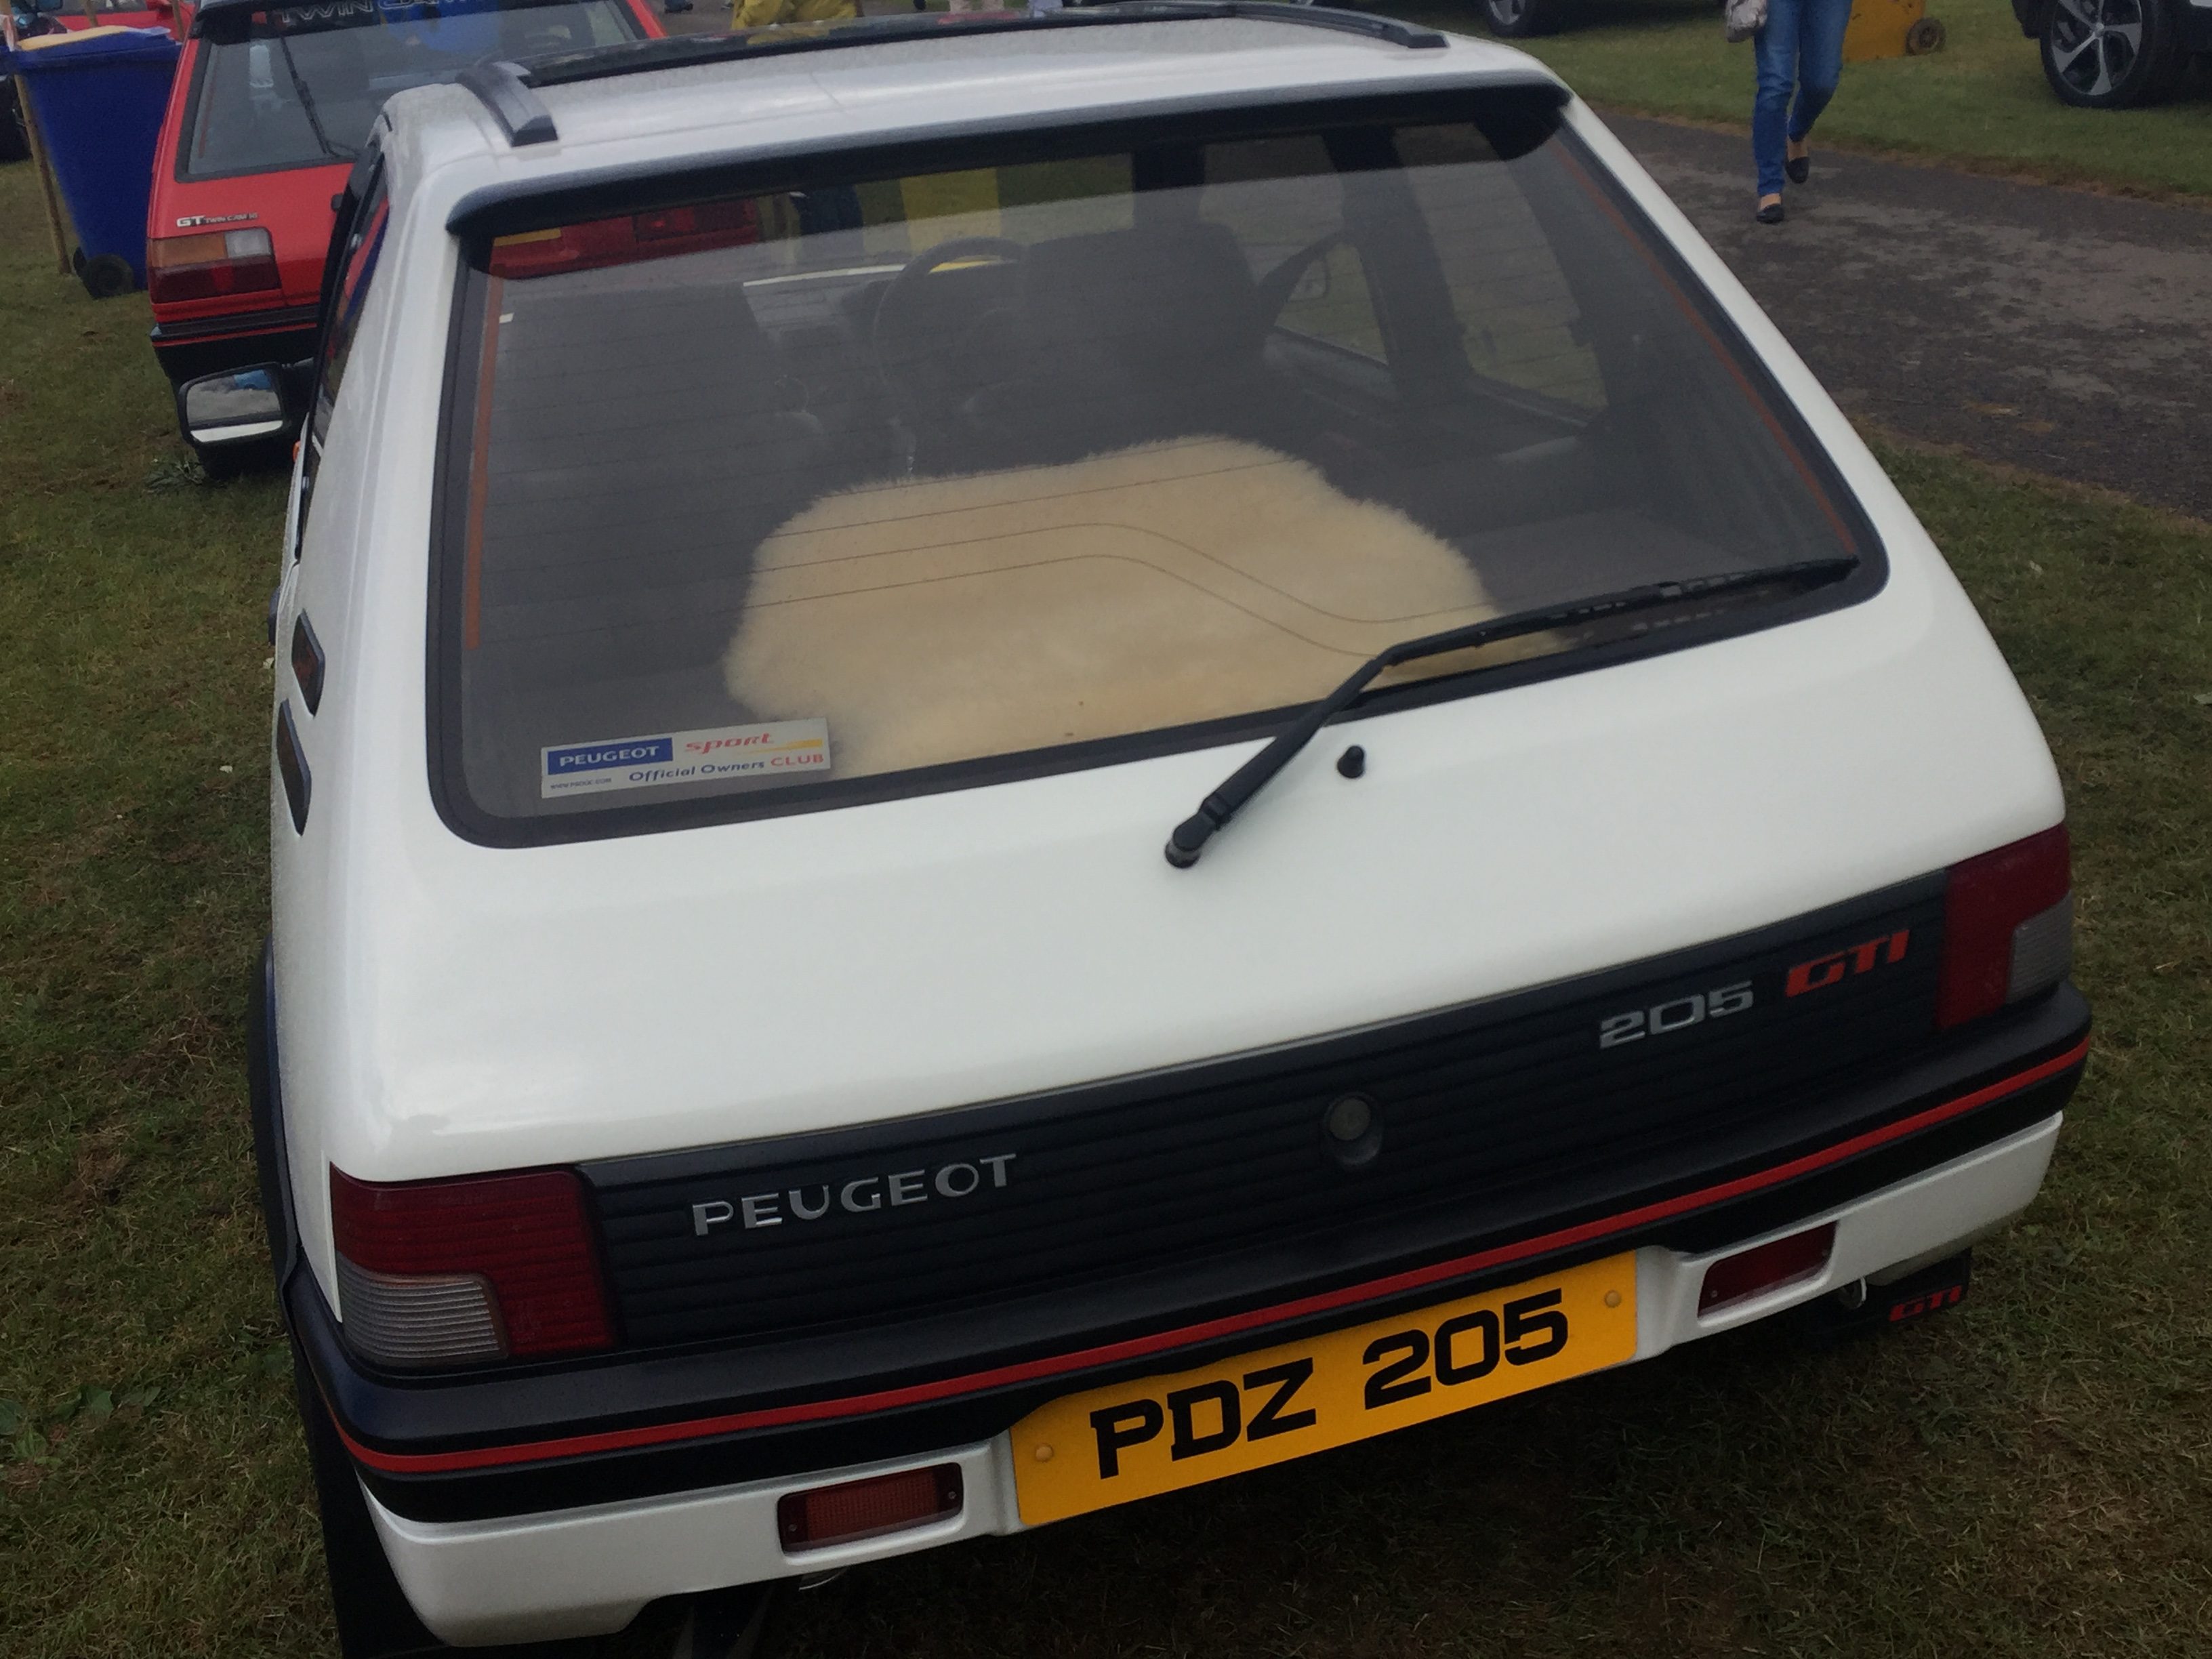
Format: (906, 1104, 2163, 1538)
(962, 220, 1286, 467)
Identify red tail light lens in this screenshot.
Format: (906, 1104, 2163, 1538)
(329, 1167, 614, 1369)
(1936, 824, 2073, 1029)
(147, 228, 281, 305)
(777, 1465, 964, 1553)
(1699, 1222, 1836, 1315)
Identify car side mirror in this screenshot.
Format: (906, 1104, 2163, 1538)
(177, 365, 292, 448)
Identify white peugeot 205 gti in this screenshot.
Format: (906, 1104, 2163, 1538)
(206, 3, 2089, 1650)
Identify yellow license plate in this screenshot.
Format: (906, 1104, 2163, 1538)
(1012, 1254, 1637, 1525)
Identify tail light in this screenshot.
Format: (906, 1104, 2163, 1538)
(329, 1167, 614, 1370)
(1699, 1222, 1836, 1315)
(777, 1465, 964, 1553)
(1936, 823, 2073, 1029)
(147, 227, 281, 305)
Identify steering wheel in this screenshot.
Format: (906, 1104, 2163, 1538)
(869, 236, 1027, 426)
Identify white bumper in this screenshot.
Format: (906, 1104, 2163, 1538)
(369, 1113, 2062, 1645)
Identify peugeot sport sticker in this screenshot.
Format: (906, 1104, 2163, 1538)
(541, 720, 830, 799)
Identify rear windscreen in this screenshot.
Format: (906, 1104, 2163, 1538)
(434, 101, 1876, 839)
(183, 0, 639, 178)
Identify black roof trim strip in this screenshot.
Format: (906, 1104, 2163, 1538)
(457, 60, 558, 148)
(513, 1, 1444, 92)
(441, 81, 1568, 237)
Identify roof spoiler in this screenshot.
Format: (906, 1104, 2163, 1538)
(450, 1, 1455, 150)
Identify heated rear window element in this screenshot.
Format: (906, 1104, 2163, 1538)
(182, 0, 640, 178)
(436, 108, 1874, 836)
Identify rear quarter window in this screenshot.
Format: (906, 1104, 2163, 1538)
(294, 173, 388, 553)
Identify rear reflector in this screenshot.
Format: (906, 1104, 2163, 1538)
(148, 227, 280, 306)
(777, 1465, 964, 1553)
(1936, 824, 2072, 1029)
(1698, 1222, 1836, 1315)
(330, 1167, 614, 1368)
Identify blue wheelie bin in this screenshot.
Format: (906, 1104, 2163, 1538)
(5, 26, 180, 299)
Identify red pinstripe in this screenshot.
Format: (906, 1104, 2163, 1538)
(333, 1036, 2087, 1476)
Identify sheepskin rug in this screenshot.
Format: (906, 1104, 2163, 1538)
(723, 436, 1540, 778)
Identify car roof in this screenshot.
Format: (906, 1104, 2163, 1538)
(371, 7, 1565, 227)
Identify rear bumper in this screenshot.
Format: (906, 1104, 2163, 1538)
(367, 1109, 2066, 1645)
(148, 304, 319, 388)
(293, 987, 2089, 1523)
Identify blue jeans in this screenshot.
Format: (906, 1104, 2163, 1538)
(1753, 0, 1852, 197)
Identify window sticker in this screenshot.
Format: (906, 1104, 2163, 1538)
(541, 720, 830, 799)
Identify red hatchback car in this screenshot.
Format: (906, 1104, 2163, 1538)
(146, 0, 663, 466)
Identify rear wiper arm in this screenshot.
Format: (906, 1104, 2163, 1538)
(274, 33, 355, 164)
(1163, 556, 1861, 869)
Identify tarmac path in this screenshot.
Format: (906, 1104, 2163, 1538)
(1605, 114, 2212, 520)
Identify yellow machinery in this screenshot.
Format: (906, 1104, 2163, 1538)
(1844, 0, 1946, 60)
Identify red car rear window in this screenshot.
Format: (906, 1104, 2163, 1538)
(182, 0, 640, 178)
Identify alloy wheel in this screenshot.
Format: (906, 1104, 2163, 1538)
(2046, 0, 2145, 101)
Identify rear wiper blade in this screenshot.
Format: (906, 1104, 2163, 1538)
(1163, 556, 1861, 869)
(274, 33, 355, 164)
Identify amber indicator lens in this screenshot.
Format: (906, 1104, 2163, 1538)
(1698, 1222, 1837, 1315)
(777, 1465, 963, 1553)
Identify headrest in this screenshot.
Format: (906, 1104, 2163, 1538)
(1021, 221, 1267, 383)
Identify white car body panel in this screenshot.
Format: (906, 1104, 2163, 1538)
(254, 20, 2085, 1645)
(270, 22, 2062, 1313)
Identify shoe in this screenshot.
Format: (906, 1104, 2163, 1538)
(1755, 198, 1786, 224)
(1785, 150, 1811, 184)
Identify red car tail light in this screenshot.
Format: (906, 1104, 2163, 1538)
(147, 227, 281, 306)
(1936, 823, 2073, 1029)
(777, 1465, 964, 1553)
(329, 1167, 614, 1369)
(1699, 1222, 1836, 1315)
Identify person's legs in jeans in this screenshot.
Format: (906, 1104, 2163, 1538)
(1788, 0, 1853, 146)
(1751, 0, 1805, 200)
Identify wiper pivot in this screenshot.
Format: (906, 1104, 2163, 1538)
(1163, 557, 1860, 869)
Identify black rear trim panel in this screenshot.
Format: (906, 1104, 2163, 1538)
(588, 877, 1946, 1350)
(314, 985, 2086, 1523)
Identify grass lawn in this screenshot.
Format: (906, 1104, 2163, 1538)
(1385, 0, 2212, 199)
(3, 155, 2209, 1658)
